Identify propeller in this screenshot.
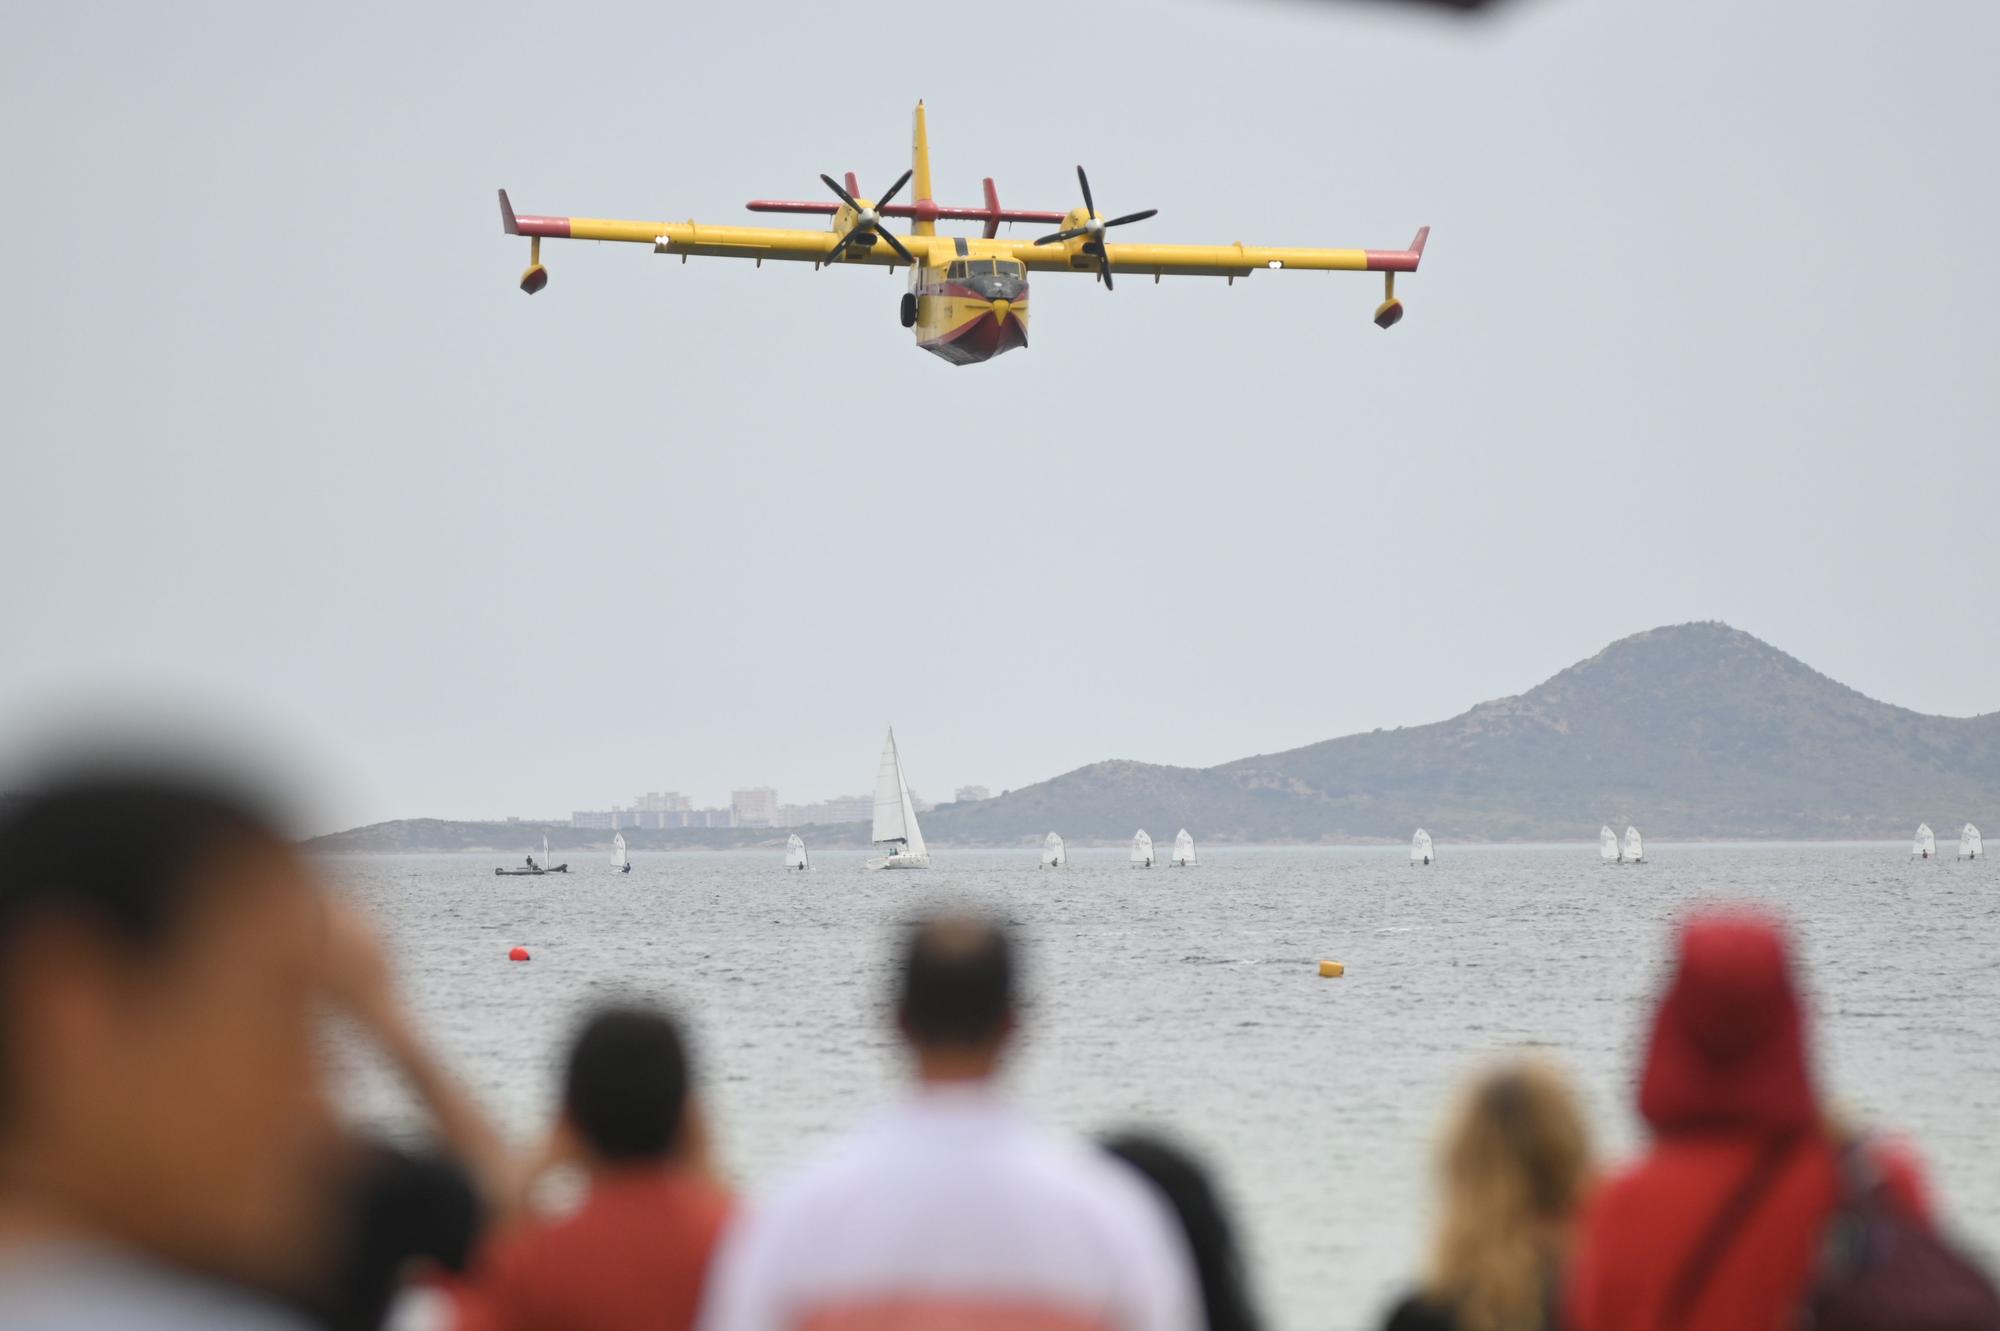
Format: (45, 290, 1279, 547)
(820, 169, 916, 266)
(1033, 166, 1157, 291)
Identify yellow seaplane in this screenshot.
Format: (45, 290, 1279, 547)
(498, 103, 1428, 365)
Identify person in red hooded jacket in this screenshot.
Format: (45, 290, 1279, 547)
(1566, 910, 1931, 1331)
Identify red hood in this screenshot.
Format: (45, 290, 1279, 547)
(1638, 911, 1818, 1135)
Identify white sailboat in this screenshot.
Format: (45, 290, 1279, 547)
(786, 832, 811, 871)
(610, 832, 630, 874)
(1599, 825, 1620, 863)
(866, 726, 930, 870)
(1623, 826, 1644, 864)
(1411, 828, 1434, 866)
(1914, 823, 1936, 859)
(1041, 832, 1065, 868)
(1961, 824, 1983, 861)
(1172, 829, 1196, 867)
(1131, 829, 1154, 868)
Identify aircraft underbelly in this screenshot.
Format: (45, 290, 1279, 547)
(915, 293, 1029, 365)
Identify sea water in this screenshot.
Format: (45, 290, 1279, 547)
(329, 843, 2000, 1331)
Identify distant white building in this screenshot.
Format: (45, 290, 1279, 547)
(731, 787, 779, 828)
(954, 785, 991, 804)
(777, 794, 873, 827)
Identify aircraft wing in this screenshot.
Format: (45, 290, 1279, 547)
(1010, 226, 1429, 280)
(501, 190, 940, 268)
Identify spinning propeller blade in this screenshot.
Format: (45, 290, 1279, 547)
(818, 169, 916, 268)
(1035, 165, 1156, 291)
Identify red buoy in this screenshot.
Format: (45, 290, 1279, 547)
(508, 946, 530, 962)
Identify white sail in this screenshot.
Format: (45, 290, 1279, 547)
(1411, 828, 1434, 865)
(1600, 825, 1619, 861)
(1915, 822, 1936, 858)
(1131, 829, 1153, 867)
(1961, 824, 1983, 860)
(610, 832, 628, 869)
(1042, 832, 1065, 868)
(868, 726, 929, 868)
(786, 832, 810, 870)
(1624, 826, 1644, 863)
(1173, 829, 1196, 866)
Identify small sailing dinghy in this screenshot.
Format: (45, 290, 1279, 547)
(787, 833, 811, 871)
(1914, 823, 1936, 859)
(1623, 826, 1644, 864)
(611, 832, 630, 874)
(496, 835, 568, 876)
(1961, 824, 1984, 861)
(866, 726, 931, 870)
(1599, 826, 1620, 863)
(1041, 832, 1065, 869)
(1131, 829, 1154, 868)
(1172, 829, 1196, 867)
(1411, 829, 1434, 866)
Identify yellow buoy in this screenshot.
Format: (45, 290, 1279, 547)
(1318, 960, 1345, 978)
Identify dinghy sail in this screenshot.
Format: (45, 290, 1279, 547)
(495, 834, 569, 876)
(866, 726, 930, 870)
(1962, 824, 1984, 861)
(1623, 826, 1644, 863)
(611, 832, 630, 874)
(1411, 828, 1434, 866)
(786, 833, 810, 871)
(1131, 829, 1154, 868)
(1914, 823, 1936, 859)
(1042, 832, 1065, 868)
(1599, 826, 1619, 862)
(1172, 829, 1196, 867)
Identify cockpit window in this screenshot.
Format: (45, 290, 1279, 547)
(947, 261, 968, 279)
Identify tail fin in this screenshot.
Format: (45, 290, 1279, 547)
(911, 101, 936, 236)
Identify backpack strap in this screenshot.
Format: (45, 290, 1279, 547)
(1664, 1130, 1808, 1331)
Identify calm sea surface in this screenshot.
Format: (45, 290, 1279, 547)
(328, 843, 2000, 1331)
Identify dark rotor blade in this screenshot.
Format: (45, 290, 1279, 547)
(1034, 227, 1089, 246)
(874, 168, 914, 209)
(824, 230, 853, 266)
(1075, 165, 1095, 218)
(1102, 209, 1158, 228)
(1100, 256, 1114, 292)
(878, 228, 914, 264)
(820, 173, 862, 212)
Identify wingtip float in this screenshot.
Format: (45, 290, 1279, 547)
(496, 103, 1429, 363)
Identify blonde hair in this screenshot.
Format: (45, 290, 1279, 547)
(1424, 1060, 1594, 1331)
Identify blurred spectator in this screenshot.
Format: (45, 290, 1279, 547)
(698, 913, 1201, 1331)
(1104, 1133, 1264, 1331)
(308, 901, 509, 1331)
(452, 1005, 729, 1331)
(1565, 910, 1951, 1331)
(1383, 1060, 1592, 1331)
(0, 772, 338, 1329)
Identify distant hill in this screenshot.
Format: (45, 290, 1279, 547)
(922, 622, 2000, 843)
(308, 623, 2000, 851)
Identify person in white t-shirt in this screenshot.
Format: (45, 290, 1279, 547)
(699, 914, 1203, 1331)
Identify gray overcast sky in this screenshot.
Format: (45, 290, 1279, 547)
(4, 0, 1995, 833)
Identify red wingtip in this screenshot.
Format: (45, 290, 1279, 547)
(1410, 226, 1430, 261)
(498, 189, 520, 236)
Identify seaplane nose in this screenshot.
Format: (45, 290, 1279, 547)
(992, 298, 1013, 322)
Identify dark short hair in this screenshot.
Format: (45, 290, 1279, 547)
(896, 915, 1014, 1047)
(1104, 1133, 1264, 1331)
(0, 770, 287, 1115)
(0, 770, 285, 953)
(561, 1006, 690, 1163)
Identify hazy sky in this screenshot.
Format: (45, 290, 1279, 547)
(4, 0, 1995, 833)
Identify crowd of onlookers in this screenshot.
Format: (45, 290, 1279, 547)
(1, 766, 1997, 1331)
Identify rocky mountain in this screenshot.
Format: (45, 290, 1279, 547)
(921, 622, 2000, 843)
